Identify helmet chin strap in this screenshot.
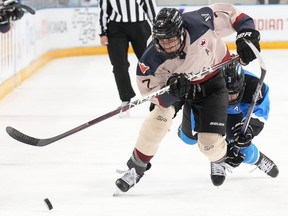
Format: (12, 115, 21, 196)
(177, 30, 187, 58)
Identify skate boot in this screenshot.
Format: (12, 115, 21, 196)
(210, 162, 226, 186)
(118, 101, 130, 118)
(255, 152, 279, 178)
(115, 168, 142, 192)
(115, 158, 151, 193)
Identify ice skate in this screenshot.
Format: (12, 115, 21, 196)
(115, 168, 142, 193)
(118, 101, 130, 118)
(114, 158, 151, 195)
(255, 152, 279, 178)
(210, 162, 226, 186)
(210, 162, 233, 186)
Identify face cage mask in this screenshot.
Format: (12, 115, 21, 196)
(154, 30, 186, 59)
(228, 83, 246, 106)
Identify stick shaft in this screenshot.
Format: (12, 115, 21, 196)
(6, 56, 239, 146)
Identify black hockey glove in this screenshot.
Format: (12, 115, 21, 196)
(232, 122, 254, 148)
(167, 73, 190, 97)
(224, 141, 245, 168)
(236, 29, 260, 65)
(11, 7, 24, 20)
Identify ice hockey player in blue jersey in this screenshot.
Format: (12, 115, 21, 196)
(178, 60, 279, 186)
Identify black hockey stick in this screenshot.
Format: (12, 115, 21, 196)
(6, 55, 239, 147)
(17, 4, 35, 14)
(235, 39, 267, 154)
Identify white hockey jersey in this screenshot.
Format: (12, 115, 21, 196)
(136, 3, 257, 107)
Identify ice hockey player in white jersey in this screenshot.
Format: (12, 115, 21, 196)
(115, 3, 261, 193)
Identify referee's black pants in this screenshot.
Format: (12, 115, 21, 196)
(107, 21, 151, 102)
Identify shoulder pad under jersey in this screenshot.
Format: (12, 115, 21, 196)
(137, 43, 166, 76)
(182, 7, 215, 44)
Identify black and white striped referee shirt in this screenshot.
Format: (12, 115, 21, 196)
(99, 0, 157, 36)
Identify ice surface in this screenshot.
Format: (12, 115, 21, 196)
(0, 50, 287, 216)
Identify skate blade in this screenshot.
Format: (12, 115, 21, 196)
(119, 110, 130, 118)
(113, 188, 122, 197)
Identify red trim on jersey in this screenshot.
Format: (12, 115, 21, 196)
(232, 13, 246, 29)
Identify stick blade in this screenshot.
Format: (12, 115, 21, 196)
(20, 4, 36, 14)
(6, 126, 41, 146)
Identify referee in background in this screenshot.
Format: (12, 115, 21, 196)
(99, 0, 157, 117)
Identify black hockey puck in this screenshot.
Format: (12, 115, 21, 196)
(44, 198, 53, 210)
